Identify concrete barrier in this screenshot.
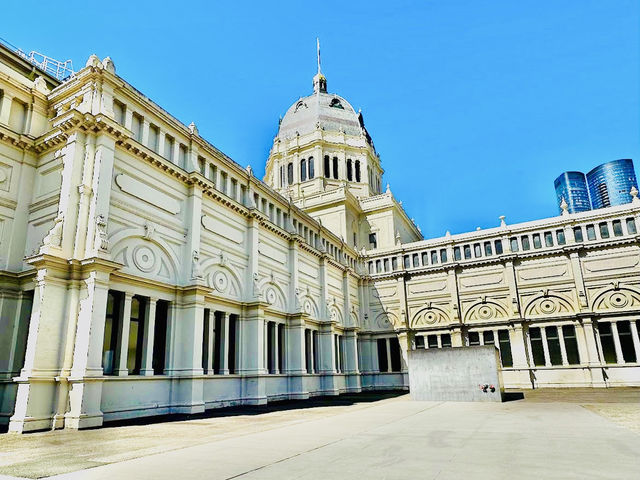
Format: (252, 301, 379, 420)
(408, 346, 503, 402)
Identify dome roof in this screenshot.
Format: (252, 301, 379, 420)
(277, 91, 364, 140)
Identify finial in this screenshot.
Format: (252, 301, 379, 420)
(445, 230, 451, 237)
(312, 38, 327, 94)
(631, 185, 639, 204)
(385, 183, 391, 194)
(476, 227, 481, 231)
(560, 196, 569, 216)
(317, 37, 321, 75)
(188, 122, 198, 135)
(499, 215, 506, 227)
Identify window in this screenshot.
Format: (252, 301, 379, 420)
(415, 336, 425, 349)
(383, 258, 389, 271)
(347, 159, 353, 181)
(392, 257, 398, 270)
(474, 243, 482, 257)
(131, 113, 143, 142)
(8, 98, 27, 133)
(375, 260, 381, 273)
(422, 252, 429, 265)
(427, 335, 438, 348)
(152, 300, 168, 375)
(164, 135, 174, 161)
(468, 331, 480, 346)
(544, 231, 554, 247)
(431, 250, 438, 264)
(573, 227, 584, 242)
(179, 144, 188, 169)
(626, 217, 637, 234)
(332, 157, 339, 179)
(598, 322, 617, 364)
(403, 255, 410, 269)
(545, 326, 562, 365)
(412, 253, 419, 267)
(510, 237, 519, 252)
(562, 325, 580, 365)
(300, 159, 307, 181)
(330, 98, 344, 109)
(586, 224, 596, 240)
(528, 327, 546, 366)
(369, 233, 377, 249)
(617, 321, 637, 363)
(612, 220, 623, 237)
(102, 291, 122, 375)
(441, 334, 452, 348)
(324, 156, 330, 178)
(463, 245, 471, 259)
(287, 163, 294, 184)
(308, 157, 315, 179)
(556, 229, 566, 245)
(599, 222, 610, 239)
(389, 337, 402, 372)
(113, 99, 126, 125)
(454, 247, 461, 261)
(484, 241, 493, 256)
(128, 296, 146, 375)
(494, 240, 503, 254)
(521, 236, 530, 251)
(368, 262, 373, 274)
(440, 249, 447, 263)
(498, 330, 513, 367)
(148, 124, 159, 152)
(377, 339, 388, 371)
(483, 330, 494, 345)
(355, 160, 361, 182)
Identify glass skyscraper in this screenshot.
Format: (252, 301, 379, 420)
(586, 159, 638, 209)
(554, 171, 591, 214)
(555, 159, 638, 213)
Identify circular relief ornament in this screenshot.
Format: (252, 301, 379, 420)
(540, 299, 556, 314)
(133, 245, 155, 273)
(424, 310, 438, 324)
(212, 271, 228, 293)
(304, 300, 312, 314)
(478, 305, 493, 320)
(266, 288, 277, 305)
(610, 292, 628, 308)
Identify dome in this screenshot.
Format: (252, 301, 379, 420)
(277, 91, 365, 140)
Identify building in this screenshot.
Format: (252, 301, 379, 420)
(555, 159, 638, 212)
(554, 171, 591, 214)
(587, 159, 638, 209)
(1, 41, 639, 434)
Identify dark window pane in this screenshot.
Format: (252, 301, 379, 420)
(599, 222, 610, 239)
(430, 251, 438, 264)
(440, 249, 447, 262)
(403, 255, 410, 268)
(427, 335, 438, 348)
(484, 241, 493, 256)
(612, 220, 623, 237)
(521, 236, 530, 251)
(556, 229, 566, 245)
(483, 330, 494, 345)
(573, 227, 584, 242)
(494, 240, 503, 254)
(474, 243, 482, 257)
(626, 217, 637, 234)
(617, 321, 637, 363)
(464, 245, 471, 259)
(586, 224, 596, 240)
(529, 327, 546, 366)
(422, 252, 429, 265)
(532, 234, 542, 249)
(308, 158, 314, 179)
(468, 331, 480, 346)
(498, 330, 513, 367)
(389, 337, 402, 372)
(544, 232, 554, 247)
(415, 336, 425, 349)
(377, 339, 388, 372)
(441, 334, 452, 348)
(598, 322, 617, 364)
(562, 325, 580, 365)
(454, 247, 461, 261)
(546, 326, 562, 365)
(510, 237, 519, 252)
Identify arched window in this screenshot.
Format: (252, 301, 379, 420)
(355, 160, 361, 182)
(332, 157, 338, 179)
(308, 157, 315, 179)
(329, 98, 344, 109)
(287, 162, 293, 185)
(300, 159, 307, 181)
(324, 155, 330, 178)
(347, 159, 353, 181)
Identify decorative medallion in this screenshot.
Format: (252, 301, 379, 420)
(213, 270, 229, 293)
(132, 245, 155, 273)
(265, 288, 277, 305)
(304, 300, 312, 314)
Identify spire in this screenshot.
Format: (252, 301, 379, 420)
(313, 38, 327, 94)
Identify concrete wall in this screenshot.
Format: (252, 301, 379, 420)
(408, 346, 502, 402)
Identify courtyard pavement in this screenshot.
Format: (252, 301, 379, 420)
(0, 389, 639, 479)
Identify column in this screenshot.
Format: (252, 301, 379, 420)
(172, 140, 181, 167)
(0, 93, 13, 125)
(610, 322, 624, 364)
(630, 321, 640, 361)
(579, 318, 601, 366)
(206, 309, 215, 375)
(557, 325, 568, 366)
(386, 338, 392, 373)
(124, 107, 133, 130)
(450, 327, 463, 347)
(116, 293, 133, 376)
(509, 324, 530, 369)
(140, 298, 158, 376)
(540, 327, 551, 366)
(273, 322, 280, 374)
(157, 131, 166, 158)
(220, 312, 230, 375)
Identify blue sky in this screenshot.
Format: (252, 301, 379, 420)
(3, 0, 638, 237)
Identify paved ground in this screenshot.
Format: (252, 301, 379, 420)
(0, 389, 639, 479)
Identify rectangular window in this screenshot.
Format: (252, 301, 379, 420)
(454, 247, 461, 261)
(228, 316, 237, 374)
(375, 260, 381, 273)
(473, 243, 482, 257)
(612, 220, 623, 237)
(431, 250, 438, 264)
(617, 321, 637, 363)
(510, 237, 519, 252)
(545, 326, 562, 366)
(422, 252, 429, 265)
(427, 335, 438, 349)
(102, 291, 122, 375)
(468, 331, 480, 346)
(178, 144, 188, 169)
(528, 327, 546, 366)
(494, 240, 503, 254)
(128, 296, 146, 375)
(626, 217, 637, 234)
(597, 322, 617, 364)
(440, 249, 447, 263)
(305, 329, 312, 373)
(556, 229, 566, 245)
(8, 98, 27, 133)
(498, 330, 513, 367)
(441, 334, 452, 348)
(484, 241, 493, 256)
(562, 325, 580, 365)
(586, 224, 596, 241)
(164, 135, 174, 161)
(599, 222, 610, 239)
(532, 233, 542, 249)
(463, 245, 472, 259)
(278, 324, 285, 373)
(544, 231, 554, 247)
(383, 258, 389, 272)
(148, 124, 159, 152)
(415, 336, 425, 349)
(369, 233, 377, 249)
(131, 113, 143, 142)
(482, 330, 494, 345)
(389, 337, 402, 372)
(392, 257, 398, 270)
(113, 99, 126, 125)
(377, 339, 388, 372)
(412, 253, 419, 267)
(521, 236, 530, 251)
(267, 322, 274, 373)
(152, 300, 168, 375)
(573, 226, 584, 242)
(403, 255, 410, 269)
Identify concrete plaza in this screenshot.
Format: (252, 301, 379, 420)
(0, 389, 638, 479)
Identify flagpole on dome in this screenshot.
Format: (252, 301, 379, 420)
(313, 37, 327, 94)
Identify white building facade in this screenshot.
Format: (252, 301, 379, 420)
(0, 43, 638, 433)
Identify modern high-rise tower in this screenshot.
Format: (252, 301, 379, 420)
(586, 159, 638, 209)
(553, 171, 591, 214)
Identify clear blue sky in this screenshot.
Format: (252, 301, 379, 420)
(4, 0, 638, 237)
